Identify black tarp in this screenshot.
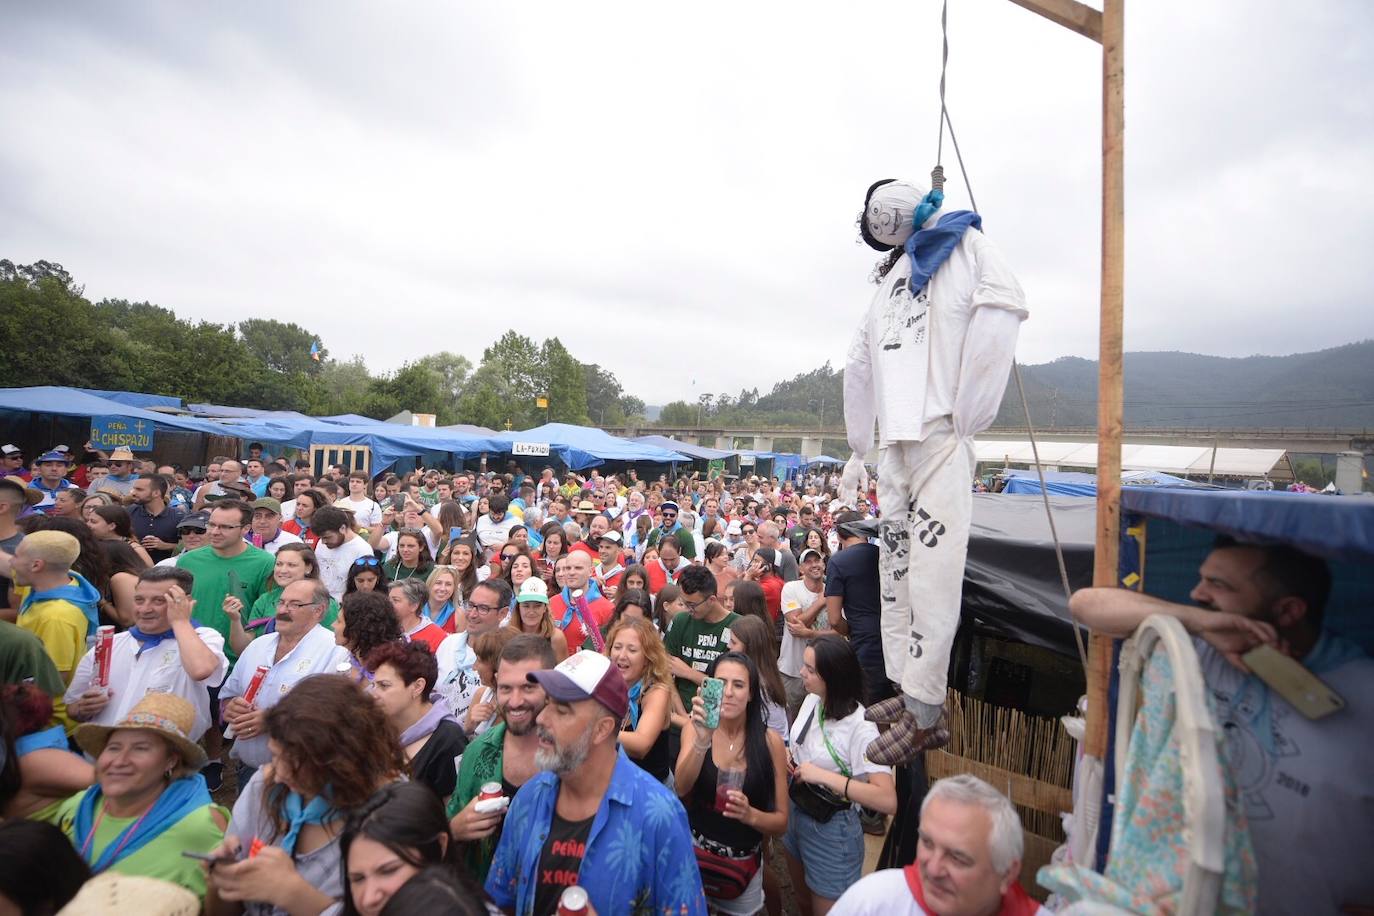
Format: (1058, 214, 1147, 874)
(961, 494, 1096, 658)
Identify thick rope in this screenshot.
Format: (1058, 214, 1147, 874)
(932, 0, 1084, 677)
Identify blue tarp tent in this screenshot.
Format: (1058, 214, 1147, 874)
(0, 387, 231, 437)
(803, 455, 844, 467)
(1002, 469, 1220, 497)
(633, 435, 736, 461)
(500, 424, 687, 470)
(78, 388, 185, 411)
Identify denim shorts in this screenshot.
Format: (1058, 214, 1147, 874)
(782, 802, 863, 901)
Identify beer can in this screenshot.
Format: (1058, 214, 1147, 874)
(478, 782, 503, 802)
(557, 886, 589, 916)
(93, 625, 115, 688)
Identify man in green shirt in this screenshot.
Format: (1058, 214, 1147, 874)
(173, 501, 275, 663)
(665, 565, 740, 711)
(447, 635, 554, 881)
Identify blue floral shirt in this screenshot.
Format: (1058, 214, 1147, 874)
(485, 747, 706, 916)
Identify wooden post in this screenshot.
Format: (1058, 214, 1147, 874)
(1004, 0, 1124, 759)
(1086, 0, 1125, 758)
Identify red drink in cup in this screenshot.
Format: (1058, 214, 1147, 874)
(715, 765, 745, 812)
(478, 782, 503, 802)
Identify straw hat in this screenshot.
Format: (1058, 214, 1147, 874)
(59, 873, 199, 916)
(75, 692, 208, 769)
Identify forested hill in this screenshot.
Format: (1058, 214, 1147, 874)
(656, 341, 1374, 430)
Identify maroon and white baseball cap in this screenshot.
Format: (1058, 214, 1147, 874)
(528, 650, 628, 719)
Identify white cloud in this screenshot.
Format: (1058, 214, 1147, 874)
(2, 0, 1371, 404)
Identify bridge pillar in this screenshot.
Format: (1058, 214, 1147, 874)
(716, 435, 734, 450)
(753, 435, 774, 452)
(678, 432, 699, 446)
(800, 435, 823, 458)
(1336, 451, 1365, 494)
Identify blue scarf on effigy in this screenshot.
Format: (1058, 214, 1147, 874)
(905, 210, 982, 295)
(73, 774, 212, 872)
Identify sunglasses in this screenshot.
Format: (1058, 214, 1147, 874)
(353, 556, 381, 568)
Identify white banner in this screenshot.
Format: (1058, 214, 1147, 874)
(512, 441, 550, 457)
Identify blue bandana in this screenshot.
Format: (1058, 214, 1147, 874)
(904, 210, 982, 295)
(279, 790, 337, 856)
(73, 775, 212, 873)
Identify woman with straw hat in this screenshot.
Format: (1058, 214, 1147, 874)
(55, 692, 228, 899)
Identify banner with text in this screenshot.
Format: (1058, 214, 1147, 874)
(90, 416, 155, 451)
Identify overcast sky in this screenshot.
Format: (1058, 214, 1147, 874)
(3, 1, 1371, 405)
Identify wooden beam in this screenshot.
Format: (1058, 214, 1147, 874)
(1084, 0, 1125, 759)
(1005, 0, 1103, 43)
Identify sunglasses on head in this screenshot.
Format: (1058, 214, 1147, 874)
(353, 556, 381, 567)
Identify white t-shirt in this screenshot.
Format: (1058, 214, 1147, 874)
(221, 626, 350, 768)
(258, 528, 303, 556)
(334, 495, 383, 529)
(1194, 636, 1374, 915)
(475, 513, 522, 550)
(789, 693, 890, 798)
(314, 535, 377, 599)
(434, 630, 481, 720)
(376, 526, 441, 561)
(831, 868, 1044, 916)
(63, 627, 229, 741)
(846, 229, 1027, 446)
(778, 578, 826, 677)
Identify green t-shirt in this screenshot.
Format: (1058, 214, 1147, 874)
(57, 790, 228, 899)
(663, 609, 740, 711)
(0, 618, 65, 697)
(174, 545, 276, 662)
(447, 721, 507, 882)
(248, 585, 340, 630)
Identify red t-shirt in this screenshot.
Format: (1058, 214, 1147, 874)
(548, 593, 614, 650)
(758, 574, 784, 620)
(645, 558, 688, 596)
(406, 621, 447, 654)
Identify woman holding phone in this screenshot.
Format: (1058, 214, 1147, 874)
(783, 635, 897, 914)
(675, 652, 788, 915)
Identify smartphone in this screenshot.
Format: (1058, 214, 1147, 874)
(391, 494, 406, 511)
(226, 570, 247, 606)
(181, 849, 237, 865)
(700, 676, 724, 729)
(449, 526, 463, 544)
(1241, 644, 1345, 720)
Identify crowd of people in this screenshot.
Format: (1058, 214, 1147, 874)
(0, 443, 1071, 914)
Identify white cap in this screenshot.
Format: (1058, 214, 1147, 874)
(516, 577, 549, 605)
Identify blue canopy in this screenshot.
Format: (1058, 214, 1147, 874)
(1123, 487, 1374, 564)
(633, 435, 735, 461)
(1002, 469, 1220, 497)
(803, 455, 845, 467)
(0, 387, 229, 437)
(499, 424, 687, 470)
(78, 388, 184, 410)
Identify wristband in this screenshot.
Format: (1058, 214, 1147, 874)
(844, 776, 851, 799)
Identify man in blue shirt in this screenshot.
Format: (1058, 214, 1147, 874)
(486, 651, 706, 916)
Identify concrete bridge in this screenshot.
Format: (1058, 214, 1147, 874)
(605, 424, 1374, 457)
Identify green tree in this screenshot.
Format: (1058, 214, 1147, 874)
(658, 401, 695, 426)
(416, 351, 473, 404)
(619, 394, 646, 420)
(540, 338, 589, 426)
(456, 363, 517, 430)
(481, 332, 542, 411)
(313, 356, 374, 415)
(238, 318, 326, 375)
(0, 276, 130, 389)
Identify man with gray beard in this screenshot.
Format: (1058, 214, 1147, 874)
(485, 651, 707, 916)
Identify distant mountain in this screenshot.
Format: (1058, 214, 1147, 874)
(996, 341, 1374, 429)
(659, 341, 1374, 431)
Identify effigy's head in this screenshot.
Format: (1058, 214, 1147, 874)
(859, 179, 928, 251)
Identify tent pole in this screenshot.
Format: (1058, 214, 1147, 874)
(1004, 0, 1123, 759)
